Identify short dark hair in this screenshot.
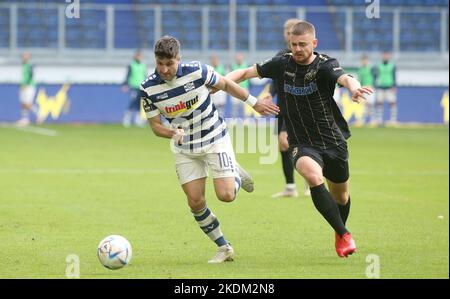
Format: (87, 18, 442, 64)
(154, 36, 180, 59)
(291, 21, 316, 37)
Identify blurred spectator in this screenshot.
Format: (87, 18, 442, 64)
(16, 52, 38, 126)
(230, 53, 249, 119)
(374, 52, 397, 125)
(357, 55, 376, 125)
(122, 50, 147, 127)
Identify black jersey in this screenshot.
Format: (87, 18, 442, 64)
(256, 52, 350, 149)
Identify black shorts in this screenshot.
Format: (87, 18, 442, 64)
(291, 143, 350, 183)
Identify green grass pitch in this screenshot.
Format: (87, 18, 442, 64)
(0, 124, 448, 278)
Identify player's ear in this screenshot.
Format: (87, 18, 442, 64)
(312, 38, 318, 49)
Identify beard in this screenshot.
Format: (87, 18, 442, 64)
(293, 51, 314, 65)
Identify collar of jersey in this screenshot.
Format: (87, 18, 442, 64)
(154, 64, 184, 84)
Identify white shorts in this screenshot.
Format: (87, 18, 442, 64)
(376, 88, 396, 104)
(174, 134, 238, 185)
(19, 86, 36, 105)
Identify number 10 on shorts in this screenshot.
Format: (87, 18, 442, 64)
(218, 152, 232, 170)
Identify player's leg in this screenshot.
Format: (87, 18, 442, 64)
(387, 88, 397, 124)
(272, 127, 298, 198)
(122, 89, 135, 127)
(327, 180, 350, 225)
(131, 89, 145, 127)
(293, 150, 348, 238)
(366, 89, 377, 126)
(375, 89, 385, 125)
(272, 117, 298, 198)
(177, 155, 233, 263)
(322, 144, 356, 257)
(213, 177, 238, 203)
(17, 86, 36, 126)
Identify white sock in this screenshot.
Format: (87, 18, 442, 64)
(286, 183, 296, 190)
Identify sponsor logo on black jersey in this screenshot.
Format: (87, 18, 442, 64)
(284, 82, 318, 96)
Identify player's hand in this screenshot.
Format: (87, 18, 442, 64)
(351, 86, 373, 103)
(172, 127, 185, 145)
(278, 131, 289, 152)
(253, 96, 280, 116)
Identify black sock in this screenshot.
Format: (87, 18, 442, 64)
(281, 150, 294, 184)
(310, 183, 348, 236)
(338, 196, 351, 225)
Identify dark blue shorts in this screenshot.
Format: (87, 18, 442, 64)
(128, 89, 141, 111)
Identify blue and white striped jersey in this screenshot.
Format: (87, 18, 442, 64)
(141, 61, 227, 150)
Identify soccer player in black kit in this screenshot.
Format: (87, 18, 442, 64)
(226, 21, 373, 258)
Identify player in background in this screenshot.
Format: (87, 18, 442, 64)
(270, 18, 311, 199)
(141, 36, 279, 263)
(16, 52, 38, 126)
(230, 53, 250, 119)
(357, 55, 376, 125)
(373, 52, 397, 125)
(225, 21, 373, 258)
(122, 50, 147, 127)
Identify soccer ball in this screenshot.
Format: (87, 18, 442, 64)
(97, 235, 132, 270)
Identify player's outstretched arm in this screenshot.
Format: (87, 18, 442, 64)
(148, 115, 184, 144)
(337, 74, 373, 103)
(213, 74, 279, 116)
(225, 65, 259, 84)
(213, 66, 279, 116)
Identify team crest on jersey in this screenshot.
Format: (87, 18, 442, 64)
(184, 82, 195, 93)
(304, 69, 318, 83)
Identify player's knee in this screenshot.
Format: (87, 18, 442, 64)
(187, 197, 206, 212)
(335, 192, 349, 205)
(217, 190, 236, 202)
(302, 173, 323, 187)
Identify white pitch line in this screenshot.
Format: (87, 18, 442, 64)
(0, 124, 58, 137)
(0, 168, 169, 174)
(14, 126, 58, 137)
(0, 168, 448, 176)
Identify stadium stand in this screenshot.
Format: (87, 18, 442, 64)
(1, 0, 447, 52)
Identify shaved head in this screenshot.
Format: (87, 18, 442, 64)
(291, 21, 316, 38)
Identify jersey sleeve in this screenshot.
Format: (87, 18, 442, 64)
(140, 88, 160, 119)
(256, 56, 285, 80)
(201, 63, 219, 87)
(321, 58, 346, 85)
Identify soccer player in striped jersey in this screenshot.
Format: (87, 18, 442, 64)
(141, 36, 279, 263)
